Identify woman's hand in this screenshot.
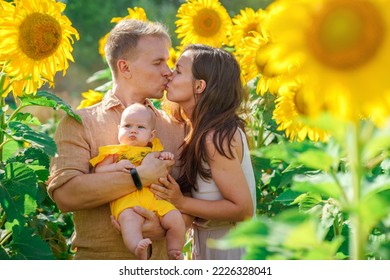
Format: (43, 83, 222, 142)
(150, 174, 185, 210)
(110, 206, 166, 240)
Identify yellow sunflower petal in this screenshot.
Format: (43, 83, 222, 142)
(273, 82, 329, 142)
(265, 0, 390, 124)
(111, 7, 147, 24)
(228, 7, 267, 48)
(175, 0, 232, 47)
(98, 7, 148, 60)
(77, 90, 104, 109)
(0, 0, 79, 96)
(168, 47, 182, 70)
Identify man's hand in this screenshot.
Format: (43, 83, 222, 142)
(137, 152, 174, 186)
(110, 206, 166, 240)
(135, 206, 166, 240)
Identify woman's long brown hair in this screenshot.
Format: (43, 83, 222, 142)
(178, 44, 246, 190)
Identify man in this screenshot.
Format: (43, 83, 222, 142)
(48, 19, 185, 259)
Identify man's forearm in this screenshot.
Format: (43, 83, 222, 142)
(53, 172, 136, 212)
(53, 153, 173, 212)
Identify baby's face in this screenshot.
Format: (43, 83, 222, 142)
(118, 108, 155, 147)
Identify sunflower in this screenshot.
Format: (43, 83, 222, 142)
(0, 0, 79, 96)
(273, 82, 329, 142)
(98, 7, 148, 59)
(228, 8, 267, 48)
(264, 0, 390, 123)
(0, 72, 26, 98)
(236, 31, 288, 95)
(111, 7, 147, 24)
(98, 33, 110, 60)
(168, 46, 182, 70)
(175, 0, 232, 47)
(77, 90, 104, 109)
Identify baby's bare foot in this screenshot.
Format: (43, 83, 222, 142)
(168, 249, 183, 260)
(135, 238, 152, 260)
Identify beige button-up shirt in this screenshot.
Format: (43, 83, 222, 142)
(48, 91, 185, 259)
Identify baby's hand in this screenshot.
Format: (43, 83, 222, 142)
(115, 159, 134, 172)
(159, 151, 174, 161)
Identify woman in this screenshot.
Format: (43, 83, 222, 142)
(151, 44, 256, 260)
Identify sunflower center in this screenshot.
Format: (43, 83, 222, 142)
(293, 89, 308, 116)
(244, 23, 260, 37)
(193, 9, 221, 36)
(307, 0, 384, 70)
(254, 49, 265, 73)
(19, 12, 62, 60)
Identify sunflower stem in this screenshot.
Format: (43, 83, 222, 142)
(5, 103, 24, 125)
(347, 122, 365, 260)
(0, 75, 6, 162)
(330, 170, 349, 205)
(257, 122, 265, 148)
(0, 99, 4, 162)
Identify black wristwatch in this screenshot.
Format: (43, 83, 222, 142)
(130, 168, 143, 190)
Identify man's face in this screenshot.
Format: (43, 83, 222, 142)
(128, 36, 172, 100)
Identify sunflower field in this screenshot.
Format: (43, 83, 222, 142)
(1, 0, 390, 260)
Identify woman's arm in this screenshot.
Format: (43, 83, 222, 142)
(151, 131, 253, 221)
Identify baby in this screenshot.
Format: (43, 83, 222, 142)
(90, 103, 185, 260)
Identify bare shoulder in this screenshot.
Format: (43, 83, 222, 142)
(204, 129, 242, 158)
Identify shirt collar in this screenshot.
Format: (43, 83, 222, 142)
(102, 90, 123, 111)
(144, 99, 159, 116)
(102, 90, 159, 115)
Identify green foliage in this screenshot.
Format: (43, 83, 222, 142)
(64, 0, 272, 68)
(0, 91, 78, 259)
(1, 0, 386, 261)
(211, 209, 344, 260)
(218, 106, 390, 259)
(66, 0, 390, 260)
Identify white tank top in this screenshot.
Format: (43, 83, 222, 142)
(191, 128, 256, 216)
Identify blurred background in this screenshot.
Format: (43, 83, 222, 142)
(52, 0, 271, 109)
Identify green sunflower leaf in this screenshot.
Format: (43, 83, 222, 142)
(7, 121, 57, 157)
(19, 90, 81, 123)
(0, 162, 38, 221)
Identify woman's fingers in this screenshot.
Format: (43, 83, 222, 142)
(150, 183, 167, 199)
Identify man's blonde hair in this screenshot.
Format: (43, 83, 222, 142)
(105, 19, 171, 77)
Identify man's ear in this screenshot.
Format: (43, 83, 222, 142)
(117, 59, 132, 78)
(195, 79, 206, 94)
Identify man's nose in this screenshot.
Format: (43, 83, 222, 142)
(163, 64, 173, 77)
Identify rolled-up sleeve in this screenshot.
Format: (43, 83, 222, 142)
(47, 113, 91, 200)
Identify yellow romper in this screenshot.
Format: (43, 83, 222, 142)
(90, 138, 177, 220)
